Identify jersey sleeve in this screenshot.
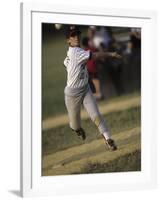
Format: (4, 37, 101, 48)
(76, 48, 91, 64)
(63, 56, 69, 68)
(63, 58, 67, 68)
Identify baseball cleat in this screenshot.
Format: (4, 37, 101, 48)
(105, 139, 117, 151)
(75, 128, 86, 140)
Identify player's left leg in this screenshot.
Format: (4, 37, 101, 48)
(83, 88, 117, 150)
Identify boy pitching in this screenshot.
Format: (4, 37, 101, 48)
(63, 26, 121, 151)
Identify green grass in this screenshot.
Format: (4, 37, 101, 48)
(98, 91, 140, 107)
(42, 34, 68, 120)
(42, 106, 141, 156)
(72, 150, 141, 174)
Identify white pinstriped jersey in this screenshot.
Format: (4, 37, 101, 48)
(64, 47, 90, 88)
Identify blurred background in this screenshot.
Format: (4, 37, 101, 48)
(42, 23, 141, 120)
(42, 23, 141, 176)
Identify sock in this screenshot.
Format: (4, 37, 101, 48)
(102, 131, 110, 140)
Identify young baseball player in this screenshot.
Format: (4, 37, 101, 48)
(63, 26, 121, 151)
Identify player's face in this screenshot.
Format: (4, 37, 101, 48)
(67, 32, 81, 47)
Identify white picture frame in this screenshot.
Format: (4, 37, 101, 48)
(20, 2, 157, 197)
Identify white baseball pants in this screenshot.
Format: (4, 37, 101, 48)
(65, 89, 109, 135)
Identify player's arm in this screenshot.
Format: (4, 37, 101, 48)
(90, 51, 122, 61)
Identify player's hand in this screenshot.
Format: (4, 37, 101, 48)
(110, 52, 122, 59)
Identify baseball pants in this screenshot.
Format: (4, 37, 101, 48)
(65, 89, 109, 135)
